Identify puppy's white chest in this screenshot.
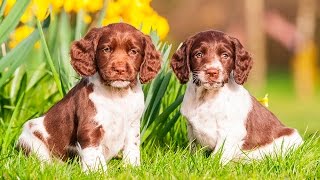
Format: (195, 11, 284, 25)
(89, 80, 144, 157)
(181, 82, 251, 150)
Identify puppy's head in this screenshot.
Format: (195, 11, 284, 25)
(70, 23, 161, 88)
(170, 30, 252, 89)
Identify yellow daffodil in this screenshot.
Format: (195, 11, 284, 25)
(9, 25, 40, 49)
(103, 0, 170, 39)
(5, 0, 170, 47)
(258, 94, 269, 107)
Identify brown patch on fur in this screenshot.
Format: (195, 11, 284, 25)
(139, 35, 161, 84)
(28, 122, 34, 129)
(33, 131, 47, 146)
(230, 37, 253, 85)
(44, 78, 103, 159)
(77, 124, 105, 149)
(170, 39, 193, 84)
(241, 96, 295, 150)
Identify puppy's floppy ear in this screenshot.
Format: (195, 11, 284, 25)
(139, 35, 161, 84)
(230, 37, 253, 85)
(170, 39, 193, 84)
(70, 27, 102, 77)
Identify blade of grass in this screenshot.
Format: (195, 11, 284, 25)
(36, 18, 63, 96)
(141, 72, 172, 136)
(0, 0, 30, 43)
(0, 16, 50, 87)
(96, 0, 108, 27)
(1, 92, 24, 153)
(0, 0, 8, 21)
(0, 33, 39, 87)
(59, 11, 76, 91)
(9, 66, 25, 103)
(142, 96, 183, 143)
(74, 10, 84, 40)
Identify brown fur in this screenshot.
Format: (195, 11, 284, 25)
(242, 96, 294, 150)
(70, 23, 161, 86)
(170, 30, 252, 85)
(43, 79, 100, 159)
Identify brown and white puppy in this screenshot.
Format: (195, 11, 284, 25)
(17, 23, 161, 171)
(170, 30, 302, 164)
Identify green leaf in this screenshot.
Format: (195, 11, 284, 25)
(0, 32, 39, 87)
(0, 0, 30, 44)
(96, 1, 108, 27)
(0, 15, 50, 87)
(0, 0, 8, 21)
(36, 18, 63, 96)
(1, 91, 24, 153)
(58, 11, 77, 91)
(9, 66, 25, 103)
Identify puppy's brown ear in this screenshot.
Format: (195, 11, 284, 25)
(70, 27, 102, 77)
(170, 39, 192, 84)
(231, 37, 253, 85)
(139, 35, 161, 84)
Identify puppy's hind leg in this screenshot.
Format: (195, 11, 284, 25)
(17, 117, 51, 162)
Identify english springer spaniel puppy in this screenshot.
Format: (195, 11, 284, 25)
(17, 23, 161, 171)
(170, 30, 303, 164)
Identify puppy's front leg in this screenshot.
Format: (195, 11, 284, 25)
(78, 145, 107, 172)
(77, 127, 107, 172)
(187, 122, 197, 153)
(123, 118, 140, 166)
(213, 134, 243, 165)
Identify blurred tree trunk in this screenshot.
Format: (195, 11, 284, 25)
(244, 0, 267, 92)
(294, 0, 317, 101)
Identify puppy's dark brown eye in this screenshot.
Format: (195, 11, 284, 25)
(103, 46, 112, 53)
(129, 49, 138, 56)
(195, 52, 203, 58)
(221, 53, 229, 59)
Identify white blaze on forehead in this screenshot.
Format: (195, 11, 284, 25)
(110, 81, 130, 88)
(205, 59, 223, 70)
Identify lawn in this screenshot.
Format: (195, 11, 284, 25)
(1, 135, 319, 179)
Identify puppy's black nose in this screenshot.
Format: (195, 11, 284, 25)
(206, 68, 219, 79)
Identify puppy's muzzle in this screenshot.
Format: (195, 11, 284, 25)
(205, 68, 220, 82)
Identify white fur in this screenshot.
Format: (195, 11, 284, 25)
(85, 73, 144, 170)
(110, 80, 131, 88)
(241, 129, 302, 160)
(18, 117, 51, 162)
(77, 145, 107, 172)
(181, 77, 302, 164)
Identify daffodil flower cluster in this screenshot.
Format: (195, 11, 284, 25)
(103, 0, 169, 40)
(1, 0, 169, 48)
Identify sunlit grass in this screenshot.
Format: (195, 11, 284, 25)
(1, 134, 319, 179)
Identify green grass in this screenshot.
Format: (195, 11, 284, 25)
(1, 134, 319, 179)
